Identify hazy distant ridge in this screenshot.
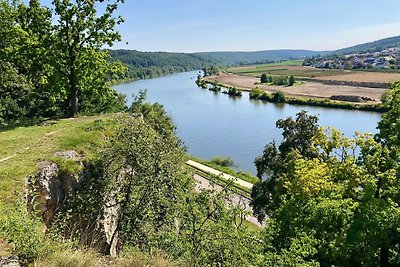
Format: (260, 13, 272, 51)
(333, 35, 400, 55)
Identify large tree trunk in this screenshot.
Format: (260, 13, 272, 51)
(380, 246, 389, 267)
(69, 68, 78, 116)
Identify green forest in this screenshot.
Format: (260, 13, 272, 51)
(1, 0, 400, 267)
(108, 50, 222, 80)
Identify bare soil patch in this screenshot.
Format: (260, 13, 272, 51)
(205, 73, 386, 103)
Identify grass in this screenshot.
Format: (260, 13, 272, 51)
(229, 65, 353, 78)
(227, 60, 359, 78)
(189, 156, 258, 185)
(0, 115, 116, 264)
(0, 115, 114, 206)
(34, 247, 178, 267)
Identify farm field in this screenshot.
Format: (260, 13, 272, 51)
(228, 61, 400, 83)
(205, 73, 386, 103)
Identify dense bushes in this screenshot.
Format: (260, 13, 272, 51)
(227, 87, 242, 96)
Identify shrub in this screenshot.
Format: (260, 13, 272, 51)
(288, 75, 295, 86)
(249, 88, 264, 99)
(272, 91, 286, 102)
(227, 87, 242, 96)
(260, 73, 268, 83)
(0, 207, 54, 265)
(210, 156, 237, 168)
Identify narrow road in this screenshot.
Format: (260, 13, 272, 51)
(193, 173, 263, 227)
(186, 160, 254, 189)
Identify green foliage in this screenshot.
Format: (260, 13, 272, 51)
(0, 206, 54, 265)
(288, 75, 295, 86)
(226, 86, 242, 96)
(109, 50, 223, 80)
(51, 0, 126, 116)
(252, 108, 400, 265)
(51, 103, 262, 266)
(260, 73, 268, 83)
(272, 91, 286, 102)
(377, 82, 400, 148)
(249, 88, 270, 100)
(195, 79, 208, 89)
(252, 111, 320, 220)
(0, 0, 127, 123)
(210, 156, 237, 168)
(249, 88, 385, 112)
(0, 61, 33, 124)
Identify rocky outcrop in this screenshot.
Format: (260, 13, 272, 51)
(102, 167, 134, 257)
(26, 151, 80, 227)
(53, 150, 81, 161)
(25, 151, 133, 257)
(0, 256, 20, 267)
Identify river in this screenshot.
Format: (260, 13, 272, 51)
(113, 71, 382, 175)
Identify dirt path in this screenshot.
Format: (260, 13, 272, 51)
(205, 73, 386, 102)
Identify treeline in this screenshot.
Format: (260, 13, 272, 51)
(249, 87, 385, 112)
(0, 0, 127, 124)
(109, 49, 223, 80)
(261, 73, 295, 86)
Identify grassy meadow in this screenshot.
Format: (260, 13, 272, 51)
(228, 59, 354, 78)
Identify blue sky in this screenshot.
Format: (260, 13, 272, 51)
(36, 0, 400, 52)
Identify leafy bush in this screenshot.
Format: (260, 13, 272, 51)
(249, 88, 265, 99)
(288, 75, 295, 86)
(227, 87, 242, 96)
(210, 156, 237, 168)
(260, 73, 268, 83)
(272, 91, 286, 102)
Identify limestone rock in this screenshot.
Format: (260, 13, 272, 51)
(0, 256, 20, 267)
(54, 150, 81, 161)
(26, 161, 78, 227)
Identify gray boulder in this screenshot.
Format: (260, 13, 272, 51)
(26, 161, 78, 227)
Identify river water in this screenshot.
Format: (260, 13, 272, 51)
(113, 71, 382, 175)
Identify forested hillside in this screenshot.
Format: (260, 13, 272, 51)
(196, 49, 327, 65)
(109, 50, 223, 80)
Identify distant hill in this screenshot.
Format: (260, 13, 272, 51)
(333, 35, 400, 55)
(109, 36, 400, 81)
(195, 50, 327, 65)
(109, 49, 223, 80)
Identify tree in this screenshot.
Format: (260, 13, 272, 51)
(272, 91, 285, 102)
(51, 0, 125, 116)
(287, 75, 295, 86)
(251, 111, 320, 221)
(252, 108, 400, 266)
(260, 73, 268, 83)
(377, 82, 400, 148)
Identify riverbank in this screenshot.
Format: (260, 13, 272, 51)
(202, 75, 386, 112)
